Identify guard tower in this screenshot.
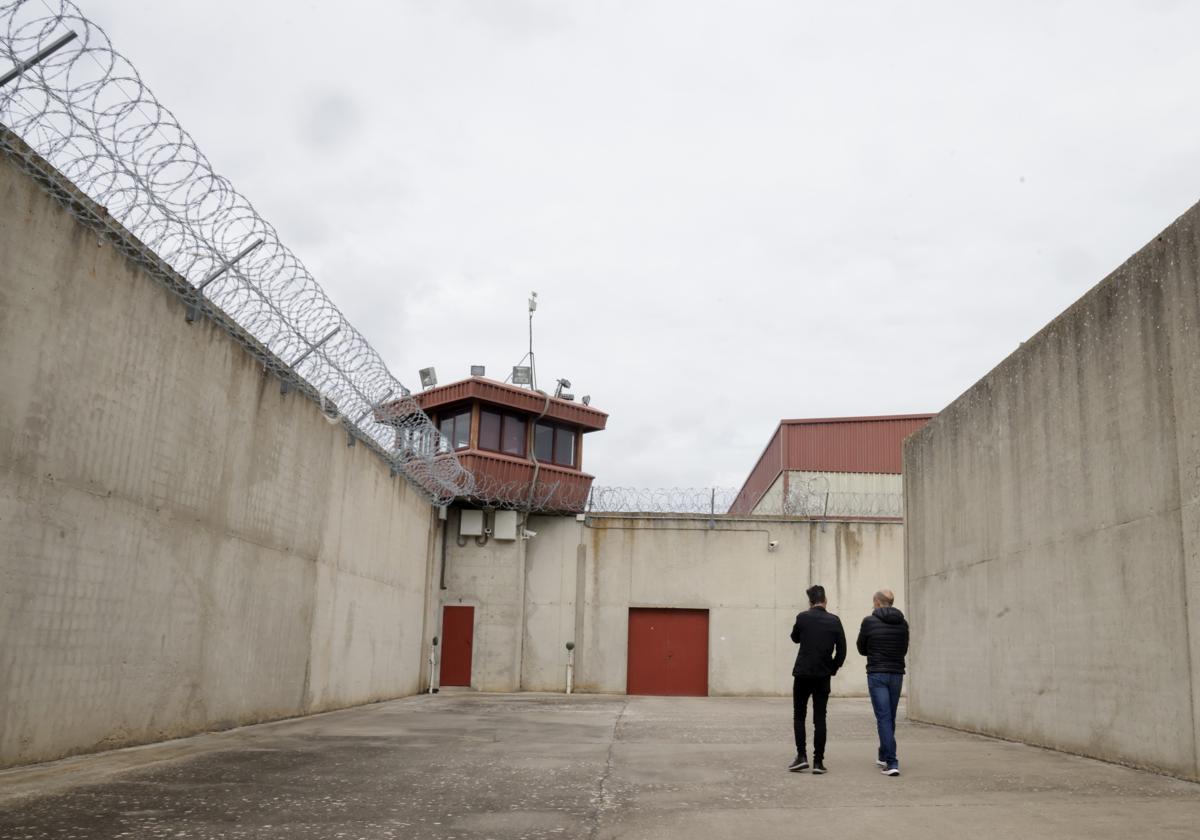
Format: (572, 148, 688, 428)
(378, 375, 607, 513)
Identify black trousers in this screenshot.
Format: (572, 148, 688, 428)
(793, 675, 831, 759)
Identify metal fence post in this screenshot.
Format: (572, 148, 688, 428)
(0, 31, 77, 88)
(186, 237, 264, 322)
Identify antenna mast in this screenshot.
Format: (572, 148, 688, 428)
(527, 291, 538, 390)
(505, 291, 539, 389)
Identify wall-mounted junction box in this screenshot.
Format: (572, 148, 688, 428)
(493, 510, 519, 541)
(459, 509, 484, 537)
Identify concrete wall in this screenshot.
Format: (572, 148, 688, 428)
(905, 199, 1200, 780)
(0, 147, 436, 768)
(440, 512, 905, 696)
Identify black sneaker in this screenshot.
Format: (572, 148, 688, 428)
(787, 753, 809, 772)
(812, 759, 827, 774)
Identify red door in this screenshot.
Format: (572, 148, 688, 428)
(440, 605, 474, 686)
(627, 608, 709, 696)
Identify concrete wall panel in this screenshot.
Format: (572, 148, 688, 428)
(0, 148, 434, 768)
(905, 199, 1200, 780)
(441, 513, 905, 697)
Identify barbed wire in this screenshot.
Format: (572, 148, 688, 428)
(585, 485, 903, 518)
(587, 487, 739, 515)
(471, 474, 593, 513)
(0, 0, 472, 505)
(769, 490, 903, 518)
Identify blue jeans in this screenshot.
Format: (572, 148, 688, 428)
(867, 672, 903, 768)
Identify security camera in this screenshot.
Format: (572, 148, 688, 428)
(768, 540, 779, 550)
(522, 529, 538, 539)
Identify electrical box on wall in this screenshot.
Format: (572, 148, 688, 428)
(460, 509, 484, 537)
(493, 510, 519, 541)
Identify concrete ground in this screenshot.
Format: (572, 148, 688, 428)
(1, 694, 1197, 839)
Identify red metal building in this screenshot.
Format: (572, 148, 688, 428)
(729, 414, 935, 516)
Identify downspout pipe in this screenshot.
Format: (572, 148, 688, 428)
(515, 392, 553, 692)
(440, 508, 449, 590)
(523, 391, 553, 512)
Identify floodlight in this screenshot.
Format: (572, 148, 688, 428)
(419, 367, 437, 389)
(470, 365, 486, 377)
(581, 395, 591, 406)
(528, 291, 538, 313)
(512, 366, 532, 385)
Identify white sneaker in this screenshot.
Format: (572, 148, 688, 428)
(875, 760, 886, 768)
(882, 766, 900, 777)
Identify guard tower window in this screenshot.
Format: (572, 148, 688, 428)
(535, 422, 576, 468)
(480, 410, 527, 458)
(554, 427, 576, 467)
(501, 415, 527, 457)
(480, 410, 501, 451)
(439, 409, 471, 451)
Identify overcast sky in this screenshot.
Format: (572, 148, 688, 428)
(78, 0, 1200, 487)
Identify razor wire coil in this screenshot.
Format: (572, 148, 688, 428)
(584, 484, 903, 518)
(0, 0, 472, 504)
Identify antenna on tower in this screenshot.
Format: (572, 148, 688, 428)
(527, 291, 538, 390)
(506, 291, 539, 389)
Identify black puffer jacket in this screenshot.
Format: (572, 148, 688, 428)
(856, 607, 909, 674)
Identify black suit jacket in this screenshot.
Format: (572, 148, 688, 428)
(790, 606, 847, 678)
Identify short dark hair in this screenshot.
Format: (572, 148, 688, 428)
(807, 585, 826, 605)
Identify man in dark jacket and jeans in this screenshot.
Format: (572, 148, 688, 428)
(857, 588, 909, 777)
(788, 584, 847, 774)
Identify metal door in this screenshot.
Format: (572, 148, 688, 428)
(440, 605, 475, 687)
(627, 608, 709, 696)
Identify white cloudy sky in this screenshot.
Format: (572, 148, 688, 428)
(68, 0, 1200, 486)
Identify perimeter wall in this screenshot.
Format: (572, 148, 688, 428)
(0, 145, 438, 768)
(440, 513, 906, 697)
(904, 199, 1200, 780)
(0, 133, 913, 770)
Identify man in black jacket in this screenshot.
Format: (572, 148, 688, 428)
(856, 589, 909, 777)
(788, 584, 847, 774)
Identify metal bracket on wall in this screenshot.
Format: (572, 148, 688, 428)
(0, 31, 77, 88)
(185, 237, 264, 322)
(279, 326, 339, 394)
(354, 388, 394, 424)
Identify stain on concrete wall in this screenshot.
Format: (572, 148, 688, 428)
(0, 150, 435, 768)
(905, 199, 1200, 781)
